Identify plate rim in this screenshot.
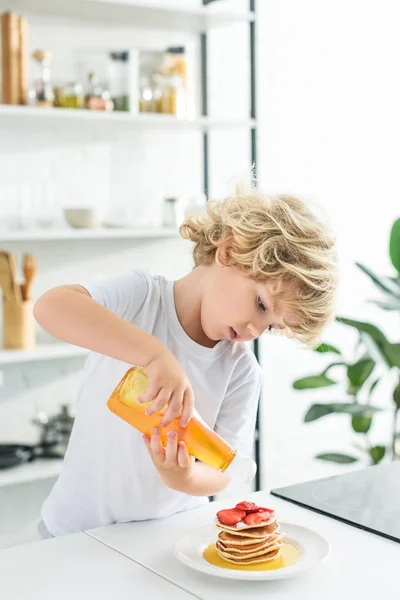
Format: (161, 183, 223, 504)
(172, 521, 330, 581)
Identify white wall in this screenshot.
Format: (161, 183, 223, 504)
(257, 0, 400, 489)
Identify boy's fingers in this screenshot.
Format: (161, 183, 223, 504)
(142, 434, 151, 449)
(180, 388, 194, 428)
(150, 428, 165, 461)
(161, 391, 183, 426)
(177, 441, 191, 468)
(165, 431, 178, 466)
(146, 389, 172, 416)
(138, 382, 160, 405)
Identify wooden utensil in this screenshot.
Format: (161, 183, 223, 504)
(0, 252, 13, 302)
(21, 253, 37, 301)
(0, 251, 21, 303)
(7, 252, 22, 302)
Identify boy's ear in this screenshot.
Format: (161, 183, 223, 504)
(215, 245, 230, 267)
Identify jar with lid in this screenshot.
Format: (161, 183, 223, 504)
(165, 46, 187, 88)
(162, 196, 183, 228)
(30, 50, 54, 107)
(109, 51, 129, 111)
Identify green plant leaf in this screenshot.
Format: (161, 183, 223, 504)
(351, 415, 372, 433)
(369, 445, 386, 464)
(347, 358, 375, 388)
(314, 343, 341, 355)
(356, 262, 400, 297)
(385, 343, 400, 368)
(368, 378, 380, 399)
(304, 402, 381, 423)
(337, 317, 395, 368)
(369, 299, 400, 311)
(293, 374, 336, 390)
(316, 453, 358, 464)
(389, 218, 400, 274)
(393, 381, 400, 410)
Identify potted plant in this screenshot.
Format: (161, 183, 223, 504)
(293, 218, 400, 465)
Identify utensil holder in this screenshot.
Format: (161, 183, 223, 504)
(3, 298, 36, 349)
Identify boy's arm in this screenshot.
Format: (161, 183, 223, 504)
(143, 428, 231, 496)
(34, 283, 194, 426)
(170, 461, 230, 496)
(34, 284, 165, 365)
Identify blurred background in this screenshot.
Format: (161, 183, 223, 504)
(0, 0, 399, 549)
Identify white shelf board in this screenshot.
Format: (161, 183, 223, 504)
(0, 0, 254, 32)
(0, 458, 63, 488)
(0, 227, 180, 243)
(0, 105, 256, 130)
(0, 343, 89, 365)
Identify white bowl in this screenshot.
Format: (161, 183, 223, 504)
(64, 208, 102, 229)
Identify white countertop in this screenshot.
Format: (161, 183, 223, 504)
(1, 491, 398, 599)
(0, 459, 63, 488)
(87, 491, 398, 599)
(0, 531, 196, 600)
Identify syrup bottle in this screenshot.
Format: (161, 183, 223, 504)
(107, 367, 256, 484)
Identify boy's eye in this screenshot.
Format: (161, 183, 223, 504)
(257, 297, 267, 312)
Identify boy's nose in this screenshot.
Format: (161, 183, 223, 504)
(247, 322, 264, 339)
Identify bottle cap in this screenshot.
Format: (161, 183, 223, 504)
(224, 452, 257, 485)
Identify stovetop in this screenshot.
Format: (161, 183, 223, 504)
(271, 462, 400, 543)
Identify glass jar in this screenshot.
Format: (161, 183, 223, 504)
(109, 51, 129, 111)
(31, 49, 54, 108)
(139, 76, 155, 113)
(85, 72, 113, 111)
(162, 196, 183, 228)
(58, 82, 84, 109)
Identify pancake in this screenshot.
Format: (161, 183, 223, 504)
(217, 533, 281, 553)
(217, 545, 282, 565)
(216, 518, 278, 537)
(217, 524, 279, 545)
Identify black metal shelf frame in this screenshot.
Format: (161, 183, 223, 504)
(201, 0, 261, 491)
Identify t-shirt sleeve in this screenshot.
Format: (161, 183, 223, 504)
(214, 352, 262, 457)
(80, 268, 149, 323)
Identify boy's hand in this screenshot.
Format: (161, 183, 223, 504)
(138, 350, 194, 427)
(143, 428, 194, 492)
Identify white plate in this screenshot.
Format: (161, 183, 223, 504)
(173, 521, 329, 581)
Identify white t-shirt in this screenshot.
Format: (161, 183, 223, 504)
(42, 269, 261, 536)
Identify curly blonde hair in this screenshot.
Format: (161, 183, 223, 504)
(180, 192, 338, 346)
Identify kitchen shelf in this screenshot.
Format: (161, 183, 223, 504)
(0, 458, 63, 488)
(0, 227, 180, 243)
(0, 105, 256, 130)
(0, 343, 89, 366)
(0, 0, 253, 32)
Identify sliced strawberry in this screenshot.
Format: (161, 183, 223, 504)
(216, 508, 246, 526)
(257, 507, 274, 514)
(235, 501, 260, 513)
(243, 511, 273, 526)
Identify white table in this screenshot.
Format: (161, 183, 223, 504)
(87, 491, 399, 599)
(0, 531, 197, 600)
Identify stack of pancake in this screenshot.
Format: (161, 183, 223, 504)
(216, 511, 283, 565)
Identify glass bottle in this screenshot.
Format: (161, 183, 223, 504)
(31, 50, 54, 108)
(107, 367, 256, 483)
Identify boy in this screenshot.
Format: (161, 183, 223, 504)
(34, 189, 337, 537)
